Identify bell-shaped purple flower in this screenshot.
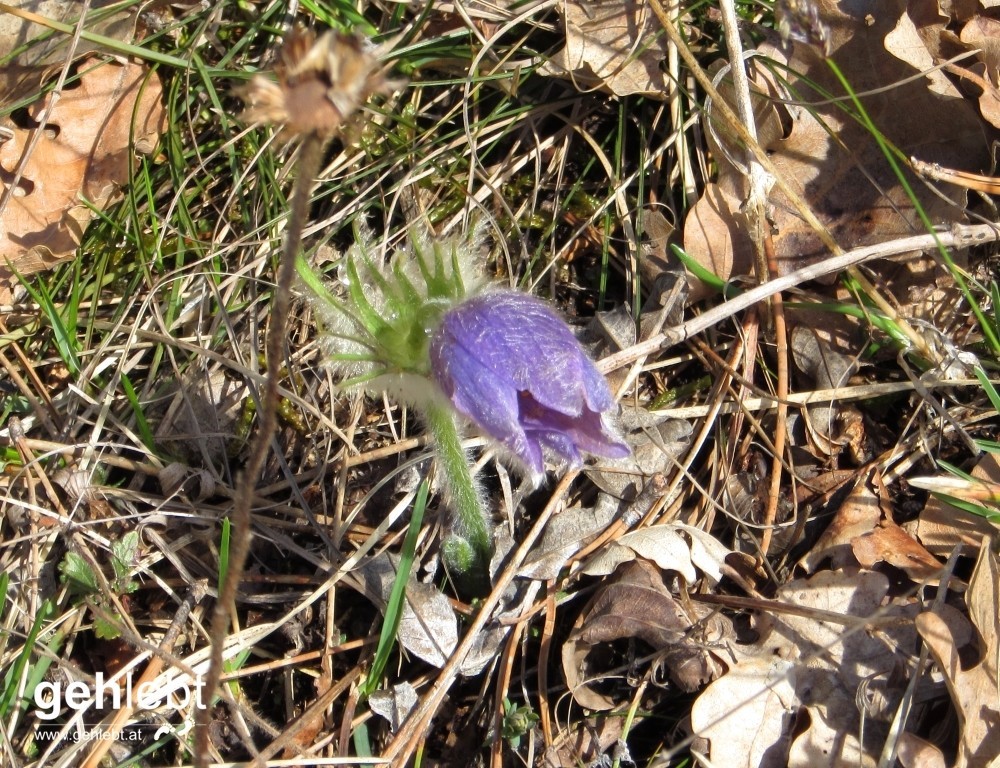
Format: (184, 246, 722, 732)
(429, 291, 630, 478)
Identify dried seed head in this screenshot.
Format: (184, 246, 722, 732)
(240, 27, 400, 138)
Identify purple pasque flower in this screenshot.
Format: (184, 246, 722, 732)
(429, 291, 630, 478)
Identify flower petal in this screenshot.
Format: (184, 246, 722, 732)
(435, 292, 610, 417)
(519, 393, 630, 463)
(431, 323, 543, 474)
(430, 290, 629, 476)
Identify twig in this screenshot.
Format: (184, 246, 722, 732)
(717, 0, 788, 555)
(597, 223, 1000, 374)
(194, 133, 326, 766)
(382, 472, 579, 764)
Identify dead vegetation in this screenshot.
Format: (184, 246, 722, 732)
(1, 0, 999, 767)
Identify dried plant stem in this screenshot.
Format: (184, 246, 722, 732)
(647, 0, 934, 362)
(597, 223, 1000, 373)
(194, 133, 326, 766)
(384, 471, 579, 764)
(425, 399, 491, 569)
(718, 0, 787, 555)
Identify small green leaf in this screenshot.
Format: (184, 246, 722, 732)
(59, 552, 99, 596)
(110, 531, 140, 591)
(93, 614, 123, 641)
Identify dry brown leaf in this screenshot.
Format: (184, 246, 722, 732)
(958, 17, 1000, 127)
(799, 476, 882, 572)
(799, 473, 943, 581)
(884, 0, 960, 98)
(369, 682, 418, 733)
(690, 656, 798, 768)
(518, 494, 617, 580)
(916, 541, 1000, 768)
(583, 522, 730, 584)
(851, 516, 943, 582)
(543, 715, 624, 768)
(682, 0, 987, 289)
(896, 732, 947, 768)
(886, 0, 1000, 130)
(692, 568, 920, 768)
(359, 553, 458, 668)
(915, 453, 999, 556)
(959, 15, 1000, 75)
(0, 57, 164, 299)
(540, 0, 669, 98)
(563, 559, 729, 709)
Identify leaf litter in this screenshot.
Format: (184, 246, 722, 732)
(3, 0, 1000, 765)
(0, 6, 164, 302)
(683, 0, 988, 287)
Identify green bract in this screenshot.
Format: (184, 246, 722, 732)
(297, 225, 487, 402)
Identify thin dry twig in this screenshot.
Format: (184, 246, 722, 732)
(597, 223, 1000, 374)
(382, 471, 580, 764)
(194, 133, 327, 765)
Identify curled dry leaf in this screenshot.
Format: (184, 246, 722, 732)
(915, 541, 1000, 768)
(563, 559, 731, 710)
(540, 0, 669, 98)
(582, 522, 730, 585)
(800, 473, 942, 582)
(886, 0, 1000, 129)
(369, 682, 418, 733)
(799, 475, 884, 572)
(896, 732, 947, 768)
(850, 516, 943, 583)
(0, 58, 165, 300)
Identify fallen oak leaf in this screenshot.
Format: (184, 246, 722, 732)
(540, 0, 669, 98)
(690, 655, 798, 768)
(0, 57, 165, 300)
(916, 540, 1000, 768)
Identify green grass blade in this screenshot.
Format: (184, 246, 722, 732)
(218, 517, 231, 594)
(974, 367, 1000, 414)
(0, 599, 55, 719)
(359, 478, 429, 700)
(12, 266, 81, 377)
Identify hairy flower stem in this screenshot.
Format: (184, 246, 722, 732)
(194, 133, 325, 766)
(425, 399, 492, 574)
